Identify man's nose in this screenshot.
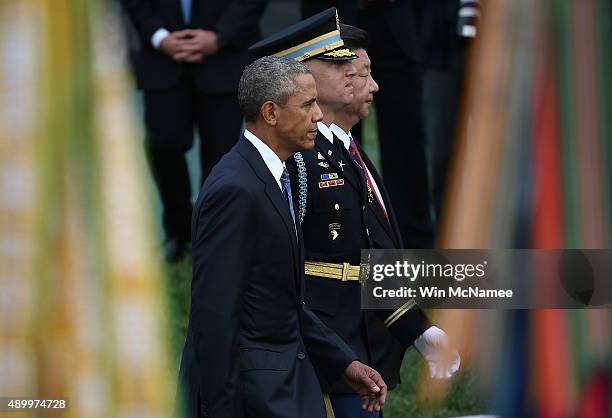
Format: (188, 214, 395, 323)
(313, 102, 323, 122)
(371, 76, 379, 93)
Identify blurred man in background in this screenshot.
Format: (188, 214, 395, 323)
(421, 0, 479, 224)
(121, 0, 267, 262)
(356, 0, 434, 249)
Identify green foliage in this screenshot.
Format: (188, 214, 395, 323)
(384, 350, 482, 418)
(164, 256, 192, 370)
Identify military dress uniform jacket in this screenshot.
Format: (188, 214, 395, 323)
(287, 131, 430, 393)
(178, 137, 357, 418)
(121, 0, 267, 93)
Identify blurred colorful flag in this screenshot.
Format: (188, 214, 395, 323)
(436, 0, 612, 417)
(1, 1, 174, 417)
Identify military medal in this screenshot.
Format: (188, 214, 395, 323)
(318, 179, 345, 188)
(320, 173, 338, 180)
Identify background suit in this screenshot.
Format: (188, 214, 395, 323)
(357, 0, 435, 249)
(121, 0, 267, 245)
(178, 137, 357, 418)
(287, 131, 430, 395)
(301, 0, 358, 26)
(420, 0, 470, 224)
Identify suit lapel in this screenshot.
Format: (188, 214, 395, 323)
(236, 138, 301, 280)
(357, 141, 403, 247)
(343, 142, 397, 242)
(263, 182, 303, 293)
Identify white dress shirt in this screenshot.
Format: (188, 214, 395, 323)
(151, 28, 170, 49)
(244, 129, 285, 191)
(329, 123, 386, 212)
(317, 121, 334, 142)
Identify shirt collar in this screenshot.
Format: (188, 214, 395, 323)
(317, 121, 334, 143)
(244, 129, 285, 189)
(329, 123, 351, 150)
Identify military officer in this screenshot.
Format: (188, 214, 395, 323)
(250, 13, 460, 418)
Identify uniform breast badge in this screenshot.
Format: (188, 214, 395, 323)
(317, 152, 325, 160)
(318, 179, 345, 188)
(321, 173, 339, 181)
(328, 223, 341, 241)
(317, 161, 330, 169)
(338, 160, 346, 171)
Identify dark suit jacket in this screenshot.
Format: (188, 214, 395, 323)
(121, 0, 267, 92)
(357, 0, 425, 62)
(300, 0, 425, 61)
(178, 136, 357, 418)
(287, 132, 430, 393)
(301, 0, 359, 25)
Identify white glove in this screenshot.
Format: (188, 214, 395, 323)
(414, 326, 461, 379)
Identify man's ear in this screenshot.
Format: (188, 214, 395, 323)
(260, 101, 278, 126)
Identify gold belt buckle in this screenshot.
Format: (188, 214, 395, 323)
(341, 262, 350, 281)
(359, 263, 370, 284)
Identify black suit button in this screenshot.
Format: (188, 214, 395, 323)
(297, 351, 306, 360)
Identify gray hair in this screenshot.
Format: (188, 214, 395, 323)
(238, 56, 311, 123)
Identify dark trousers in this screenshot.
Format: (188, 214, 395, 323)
(359, 9, 434, 249)
(143, 72, 243, 242)
(330, 394, 380, 418)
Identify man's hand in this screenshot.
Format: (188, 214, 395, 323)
(172, 29, 220, 61)
(342, 360, 387, 412)
(159, 29, 218, 63)
(414, 326, 461, 379)
(159, 31, 192, 59)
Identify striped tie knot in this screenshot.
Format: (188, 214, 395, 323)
(280, 167, 291, 186)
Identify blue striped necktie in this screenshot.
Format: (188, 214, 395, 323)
(280, 168, 297, 228)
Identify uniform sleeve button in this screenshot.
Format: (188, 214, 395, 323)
(334, 203, 340, 211)
(297, 351, 306, 360)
